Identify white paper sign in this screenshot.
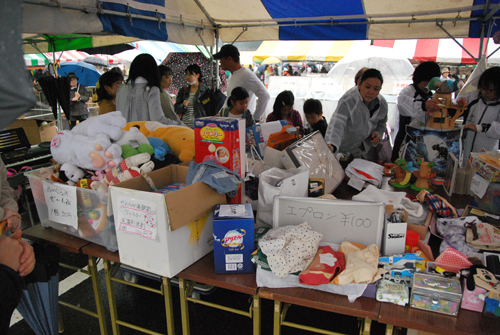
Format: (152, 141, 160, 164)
(219, 204, 246, 217)
(117, 197, 158, 240)
(43, 181, 78, 229)
(470, 174, 489, 199)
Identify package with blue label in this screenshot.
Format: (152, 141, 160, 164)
(213, 204, 255, 274)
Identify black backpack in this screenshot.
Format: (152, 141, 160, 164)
(199, 88, 226, 116)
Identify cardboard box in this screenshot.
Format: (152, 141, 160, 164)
(408, 211, 434, 241)
(26, 169, 118, 251)
(109, 165, 227, 277)
(9, 119, 57, 145)
(194, 117, 246, 203)
(213, 204, 255, 274)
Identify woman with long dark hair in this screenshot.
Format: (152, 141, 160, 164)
(174, 64, 208, 128)
(158, 65, 180, 122)
(96, 70, 123, 115)
(116, 54, 183, 125)
(266, 90, 304, 136)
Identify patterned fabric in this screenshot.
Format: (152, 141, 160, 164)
(162, 52, 227, 96)
(181, 93, 195, 128)
(258, 222, 323, 278)
(298, 246, 345, 285)
(423, 192, 457, 218)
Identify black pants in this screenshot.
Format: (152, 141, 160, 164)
(69, 115, 88, 129)
(391, 115, 412, 162)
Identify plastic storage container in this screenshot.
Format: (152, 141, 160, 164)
(473, 181, 500, 213)
(26, 169, 118, 251)
(410, 273, 462, 316)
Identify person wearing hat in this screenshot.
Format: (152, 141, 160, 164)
(214, 44, 270, 121)
(67, 72, 89, 129)
(440, 67, 451, 81)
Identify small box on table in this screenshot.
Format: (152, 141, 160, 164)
(213, 204, 255, 274)
(410, 273, 462, 316)
(109, 165, 226, 277)
(9, 119, 57, 145)
(194, 117, 246, 203)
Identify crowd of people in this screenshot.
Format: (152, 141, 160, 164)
(27, 44, 499, 165)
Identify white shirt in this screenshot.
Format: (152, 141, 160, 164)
(226, 67, 270, 121)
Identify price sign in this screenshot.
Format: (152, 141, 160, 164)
(43, 181, 78, 229)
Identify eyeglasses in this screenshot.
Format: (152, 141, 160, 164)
(480, 87, 496, 94)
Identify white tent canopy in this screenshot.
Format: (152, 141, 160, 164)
(23, 0, 500, 51)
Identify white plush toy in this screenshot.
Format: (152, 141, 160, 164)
(60, 163, 85, 186)
(50, 112, 127, 171)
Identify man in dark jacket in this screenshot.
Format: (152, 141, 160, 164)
(68, 72, 89, 129)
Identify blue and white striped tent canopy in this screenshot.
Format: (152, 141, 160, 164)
(23, 1, 500, 47)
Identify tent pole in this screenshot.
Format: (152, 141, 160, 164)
(50, 38, 63, 131)
(215, 28, 220, 90)
(436, 21, 478, 62)
(488, 45, 500, 59)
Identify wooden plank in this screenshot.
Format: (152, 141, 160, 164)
(22, 224, 88, 253)
(82, 243, 120, 263)
(177, 252, 258, 296)
(259, 287, 380, 320)
(378, 302, 500, 335)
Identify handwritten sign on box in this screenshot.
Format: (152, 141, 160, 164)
(117, 197, 158, 240)
(272, 196, 385, 247)
(43, 181, 78, 229)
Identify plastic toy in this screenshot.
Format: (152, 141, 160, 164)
(411, 159, 435, 191)
(426, 93, 467, 130)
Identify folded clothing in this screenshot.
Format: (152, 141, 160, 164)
(333, 241, 386, 285)
(258, 222, 323, 278)
(299, 246, 345, 285)
(345, 159, 384, 188)
(352, 184, 423, 217)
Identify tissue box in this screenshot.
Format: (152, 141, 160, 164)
(410, 273, 462, 316)
(213, 204, 255, 274)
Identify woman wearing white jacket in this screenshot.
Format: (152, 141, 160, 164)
(116, 54, 183, 126)
(460, 67, 500, 160)
(325, 68, 388, 161)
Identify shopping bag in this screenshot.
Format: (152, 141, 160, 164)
(375, 131, 393, 164)
(257, 166, 310, 225)
(244, 146, 268, 209)
(199, 88, 226, 116)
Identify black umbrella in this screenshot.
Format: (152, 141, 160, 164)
(17, 242, 60, 335)
(38, 77, 70, 120)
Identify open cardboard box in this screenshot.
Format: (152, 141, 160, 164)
(109, 165, 226, 277)
(9, 119, 57, 145)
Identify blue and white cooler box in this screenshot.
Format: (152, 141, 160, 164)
(213, 204, 254, 274)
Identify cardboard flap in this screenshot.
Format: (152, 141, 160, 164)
(165, 181, 226, 231)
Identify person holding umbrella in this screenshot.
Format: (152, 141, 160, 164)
(67, 72, 89, 129)
(0, 157, 36, 334)
(174, 64, 208, 128)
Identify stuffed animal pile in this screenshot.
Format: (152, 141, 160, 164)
(38, 111, 194, 239)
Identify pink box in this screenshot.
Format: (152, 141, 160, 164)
(461, 278, 486, 312)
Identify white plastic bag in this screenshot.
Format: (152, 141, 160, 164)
(257, 166, 309, 225)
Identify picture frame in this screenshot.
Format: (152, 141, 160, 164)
(444, 152, 458, 196)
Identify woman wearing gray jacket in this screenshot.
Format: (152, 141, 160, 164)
(325, 68, 388, 161)
(116, 54, 183, 126)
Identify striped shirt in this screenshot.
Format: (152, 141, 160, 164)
(181, 93, 196, 128)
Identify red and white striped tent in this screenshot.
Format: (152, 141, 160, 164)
(373, 38, 500, 65)
(43, 50, 90, 63)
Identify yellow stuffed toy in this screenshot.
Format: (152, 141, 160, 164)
(123, 122, 195, 162)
